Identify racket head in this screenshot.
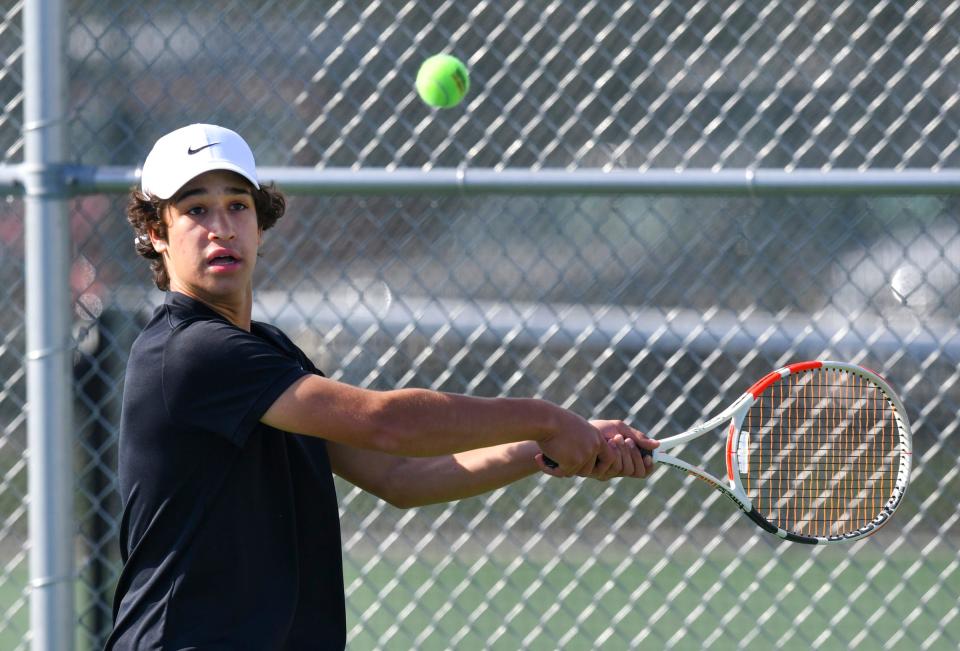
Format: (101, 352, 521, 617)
(727, 361, 912, 544)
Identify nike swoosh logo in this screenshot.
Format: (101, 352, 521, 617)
(187, 142, 219, 155)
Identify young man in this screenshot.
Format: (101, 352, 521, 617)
(107, 124, 657, 649)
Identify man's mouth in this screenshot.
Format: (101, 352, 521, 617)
(207, 249, 242, 267)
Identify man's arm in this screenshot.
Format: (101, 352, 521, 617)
(327, 441, 542, 508)
(327, 421, 659, 508)
(261, 374, 614, 474)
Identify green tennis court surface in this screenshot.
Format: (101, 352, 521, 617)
(341, 535, 955, 650)
(0, 534, 954, 650)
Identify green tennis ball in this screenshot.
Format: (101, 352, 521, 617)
(416, 54, 470, 108)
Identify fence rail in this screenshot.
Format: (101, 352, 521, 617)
(10, 166, 960, 196)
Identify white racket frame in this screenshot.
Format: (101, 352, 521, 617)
(651, 360, 913, 544)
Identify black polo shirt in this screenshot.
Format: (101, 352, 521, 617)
(108, 292, 346, 650)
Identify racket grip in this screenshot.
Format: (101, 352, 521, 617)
(542, 448, 652, 470)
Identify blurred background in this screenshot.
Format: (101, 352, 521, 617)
(0, 1, 958, 649)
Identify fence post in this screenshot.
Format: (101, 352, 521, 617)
(23, 0, 74, 650)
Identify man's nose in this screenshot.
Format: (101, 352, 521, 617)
(208, 209, 235, 240)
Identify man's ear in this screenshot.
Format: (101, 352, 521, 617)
(149, 226, 168, 254)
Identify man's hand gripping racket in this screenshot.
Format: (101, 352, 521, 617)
(544, 361, 912, 544)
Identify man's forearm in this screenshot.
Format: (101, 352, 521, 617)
(372, 390, 560, 456)
(375, 441, 542, 508)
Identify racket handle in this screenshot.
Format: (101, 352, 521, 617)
(542, 448, 652, 470)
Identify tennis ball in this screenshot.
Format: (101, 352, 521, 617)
(890, 264, 930, 308)
(416, 54, 470, 108)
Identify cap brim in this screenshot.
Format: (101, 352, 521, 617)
(143, 159, 260, 200)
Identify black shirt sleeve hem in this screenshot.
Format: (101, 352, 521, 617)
(230, 367, 311, 446)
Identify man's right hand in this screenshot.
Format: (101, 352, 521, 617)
(535, 410, 613, 477)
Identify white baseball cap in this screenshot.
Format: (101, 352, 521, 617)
(140, 123, 260, 200)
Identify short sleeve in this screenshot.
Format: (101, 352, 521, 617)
(161, 319, 309, 445)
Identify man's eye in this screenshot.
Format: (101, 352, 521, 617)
(230, 202, 249, 211)
(186, 206, 206, 216)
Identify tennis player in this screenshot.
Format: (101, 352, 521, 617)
(106, 124, 657, 650)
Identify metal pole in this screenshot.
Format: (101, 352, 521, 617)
(58, 164, 960, 196)
(256, 167, 960, 195)
(23, 0, 74, 649)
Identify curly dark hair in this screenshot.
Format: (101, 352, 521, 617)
(127, 181, 286, 290)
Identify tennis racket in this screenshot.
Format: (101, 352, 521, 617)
(545, 360, 912, 544)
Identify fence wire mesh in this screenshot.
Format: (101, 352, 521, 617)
(1, 1, 959, 650)
(45, 0, 960, 170)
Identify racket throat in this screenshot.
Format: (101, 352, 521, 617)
(744, 507, 818, 544)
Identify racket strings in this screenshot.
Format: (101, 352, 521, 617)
(743, 368, 900, 538)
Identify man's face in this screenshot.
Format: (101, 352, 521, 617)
(150, 170, 261, 302)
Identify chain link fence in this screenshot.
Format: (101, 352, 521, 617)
(2, 1, 960, 649)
